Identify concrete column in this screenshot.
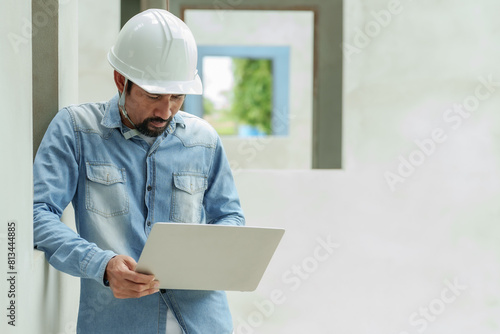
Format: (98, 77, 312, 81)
(141, 0, 168, 10)
(121, 0, 168, 29)
(32, 0, 59, 158)
(121, 0, 140, 27)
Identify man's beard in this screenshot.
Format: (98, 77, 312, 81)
(136, 116, 172, 137)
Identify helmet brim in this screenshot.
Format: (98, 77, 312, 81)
(108, 51, 203, 95)
(137, 75, 203, 95)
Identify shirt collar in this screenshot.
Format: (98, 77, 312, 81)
(101, 94, 187, 139)
(169, 112, 186, 132)
(101, 94, 122, 129)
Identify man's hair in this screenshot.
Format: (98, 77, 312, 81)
(126, 80, 134, 95)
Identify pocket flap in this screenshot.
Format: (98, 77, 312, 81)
(86, 162, 126, 185)
(173, 173, 207, 194)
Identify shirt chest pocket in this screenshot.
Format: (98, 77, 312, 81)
(171, 172, 208, 223)
(85, 162, 129, 218)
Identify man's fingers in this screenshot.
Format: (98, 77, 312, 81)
(110, 278, 160, 299)
(107, 255, 155, 284)
(113, 288, 160, 299)
(117, 277, 159, 292)
(105, 254, 160, 299)
(121, 269, 156, 285)
(121, 255, 139, 271)
(112, 281, 160, 299)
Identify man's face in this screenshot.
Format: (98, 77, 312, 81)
(123, 83, 185, 137)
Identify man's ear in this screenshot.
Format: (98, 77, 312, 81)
(114, 71, 126, 94)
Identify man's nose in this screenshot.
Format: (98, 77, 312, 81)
(155, 95, 172, 119)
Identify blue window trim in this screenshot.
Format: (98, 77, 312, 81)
(183, 45, 290, 136)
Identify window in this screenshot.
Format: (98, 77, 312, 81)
(183, 46, 290, 137)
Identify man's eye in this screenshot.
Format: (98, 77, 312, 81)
(171, 95, 184, 100)
(148, 95, 160, 100)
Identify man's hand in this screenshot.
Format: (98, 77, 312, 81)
(104, 255, 159, 299)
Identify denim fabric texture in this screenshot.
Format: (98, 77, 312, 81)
(33, 94, 245, 334)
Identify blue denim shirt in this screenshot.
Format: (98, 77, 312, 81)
(33, 94, 245, 334)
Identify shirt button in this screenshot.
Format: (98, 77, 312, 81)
(147, 221, 151, 226)
(160, 289, 166, 293)
(147, 185, 152, 191)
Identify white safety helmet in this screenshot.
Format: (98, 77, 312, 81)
(108, 9, 202, 95)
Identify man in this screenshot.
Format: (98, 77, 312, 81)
(33, 9, 244, 334)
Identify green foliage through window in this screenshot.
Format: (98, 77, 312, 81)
(201, 57, 273, 136)
(230, 58, 273, 135)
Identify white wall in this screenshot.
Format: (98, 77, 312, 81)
(229, 1, 500, 333)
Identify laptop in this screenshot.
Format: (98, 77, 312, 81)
(136, 223, 285, 291)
